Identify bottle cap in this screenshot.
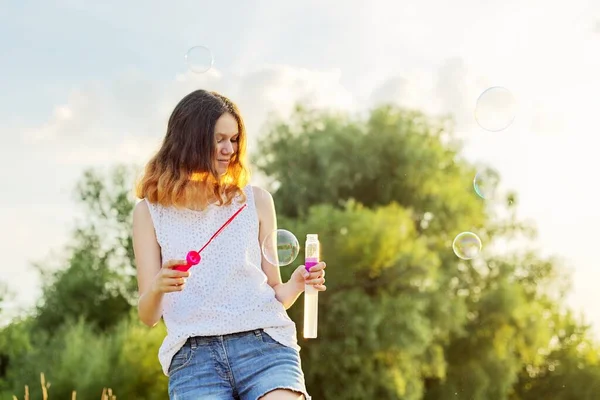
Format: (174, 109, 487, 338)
(306, 234, 318, 240)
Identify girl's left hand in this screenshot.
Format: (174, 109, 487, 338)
(290, 261, 327, 292)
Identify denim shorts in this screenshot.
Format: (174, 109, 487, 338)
(167, 329, 311, 400)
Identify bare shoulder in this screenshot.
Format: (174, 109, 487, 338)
(251, 186, 275, 220)
(252, 186, 274, 207)
(132, 199, 160, 262)
(133, 199, 151, 223)
(133, 199, 159, 236)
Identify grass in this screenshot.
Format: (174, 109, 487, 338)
(12, 373, 117, 400)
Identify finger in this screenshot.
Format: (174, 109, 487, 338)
(162, 284, 185, 293)
(307, 261, 326, 272)
(162, 268, 190, 278)
(157, 281, 186, 293)
(163, 259, 187, 269)
(307, 271, 323, 280)
(165, 277, 187, 287)
(314, 284, 327, 291)
(307, 278, 325, 285)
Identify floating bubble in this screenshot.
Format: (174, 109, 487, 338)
(185, 45, 214, 73)
(261, 229, 300, 267)
(452, 232, 482, 260)
(473, 172, 490, 199)
(473, 169, 499, 200)
(474, 86, 517, 132)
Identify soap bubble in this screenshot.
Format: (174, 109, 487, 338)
(473, 169, 499, 200)
(185, 45, 214, 73)
(261, 229, 300, 267)
(475, 86, 517, 132)
(452, 232, 482, 260)
(473, 172, 490, 199)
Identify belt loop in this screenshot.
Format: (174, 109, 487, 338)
(190, 336, 198, 350)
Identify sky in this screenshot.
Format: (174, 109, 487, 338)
(1, 0, 599, 335)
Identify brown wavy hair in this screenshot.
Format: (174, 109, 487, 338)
(136, 90, 250, 209)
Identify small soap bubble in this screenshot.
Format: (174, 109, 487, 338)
(475, 86, 517, 132)
(261, 229, 300, 267)
(452, 232, 482, 260)
(185, 45, 214, 73)
(473, 172, 490, 199)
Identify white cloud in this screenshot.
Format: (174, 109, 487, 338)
(369, 73, 436, 115)
(21, 65, 356, 167)
(23, 74, 168, 148)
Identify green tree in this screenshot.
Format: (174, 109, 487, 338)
(256, 105, 487, 226)
(510, 309, 600, 399)
(2, 102, 596, 400)
(254, 104, 588, 399)
(0, 164, 172, 398)
(279, 202, 449, 399)
(1, 312, 168, 400)
(423, 255, 564, 400)
(33, 165, 139, 333)
(1, 166, 143, 397)
(0, 317, 36, 392)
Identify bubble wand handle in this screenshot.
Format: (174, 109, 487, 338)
(304, 234, 320, 339)
(173, 204, 247, 272)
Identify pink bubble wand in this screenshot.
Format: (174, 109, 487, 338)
(173, 203, 247, 272)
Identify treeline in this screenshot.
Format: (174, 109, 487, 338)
(1, 105, 598, 399)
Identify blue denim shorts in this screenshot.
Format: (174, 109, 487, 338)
(168, 329, 310, 400)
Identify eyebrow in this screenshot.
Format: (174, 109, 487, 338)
(216, 132, 239, 137)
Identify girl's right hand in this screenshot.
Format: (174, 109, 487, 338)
(151, 259, 191, 293)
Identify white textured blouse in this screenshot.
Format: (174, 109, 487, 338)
(144, 185, 300, 376)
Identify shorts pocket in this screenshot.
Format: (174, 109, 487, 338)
(259, 330, 285, 347)
(168, 341, 194, 375)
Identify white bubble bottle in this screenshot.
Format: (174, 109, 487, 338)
(303, 234, 320, 339)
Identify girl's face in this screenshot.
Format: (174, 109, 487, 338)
(213, 113, 239, 176)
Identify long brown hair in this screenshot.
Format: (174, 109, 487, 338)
(136, 90, 250, 208)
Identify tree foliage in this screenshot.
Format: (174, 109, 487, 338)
(255, 104, 600, 399)
(33, 166, 139, 333)
(0, 104, 598, 399)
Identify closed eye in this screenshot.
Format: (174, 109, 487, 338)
(216, 135, 239, 143)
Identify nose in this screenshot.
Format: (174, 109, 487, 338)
(221, 140, 234, 155)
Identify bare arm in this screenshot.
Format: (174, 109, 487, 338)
(133, 201, 188, 327)
(253, 186, 304, 309)
(133, 200, 164, 327)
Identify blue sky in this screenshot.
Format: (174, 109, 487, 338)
(1, 0, 600, 335)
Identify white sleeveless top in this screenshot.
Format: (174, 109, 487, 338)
(144, 185, 300, 376)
